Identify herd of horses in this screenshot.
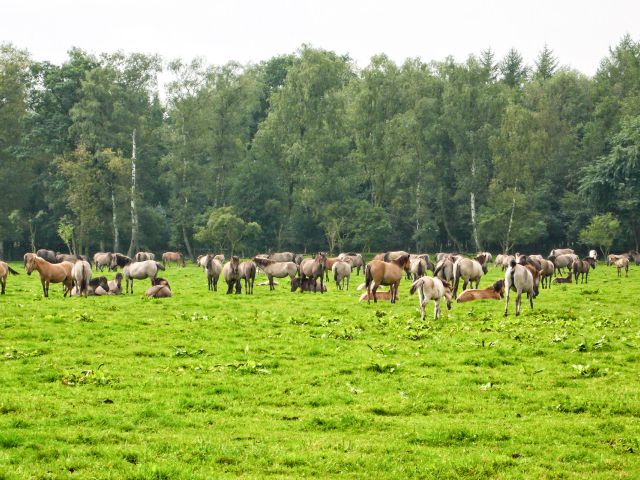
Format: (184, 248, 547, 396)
(1, 246, 637, 319)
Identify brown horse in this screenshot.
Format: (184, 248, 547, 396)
(299, 253, 327, 293)
(24, 253, 74, 297)
(0, 261, 19, 294)
(222, 256, 241, 294)
(162, 251, 185, 267)
(572, 257, 596, 284)
(364, 254, 410, 304)
(238, 260, 256, 295)
(456, 280, 504, 303)
(374, 251, 411, 279)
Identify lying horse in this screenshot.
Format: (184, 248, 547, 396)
(456, 280, 504, 303)
(0, 261, 19, 294)
(24, 253, 74, 297)
(409, 276, 453, 320)
(146, 278, 172, 298)
(359, 289, 397, 302)
(364, 254, 410, 304)
(291, 277, 327, 292)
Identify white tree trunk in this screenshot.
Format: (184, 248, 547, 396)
(127, 129, 138, 257)
(111, 188, 119, 253)
(505, 187, 517, 253)
(470, 158, 481, 252)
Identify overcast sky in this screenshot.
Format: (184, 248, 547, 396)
(3, 0, 639, 75)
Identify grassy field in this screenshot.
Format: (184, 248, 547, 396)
(0, 259, 638, 479)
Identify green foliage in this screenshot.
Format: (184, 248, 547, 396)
(579, 213, 620, 256)
(194, 207, 261, 254)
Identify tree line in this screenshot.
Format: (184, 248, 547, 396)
(1, 37, 639, 260)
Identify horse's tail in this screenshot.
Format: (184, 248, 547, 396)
(365, 264, 372, 290)
(156, 262, 165, 271)
(409, 278, 422, 296)
(509, 259, 516, 289)
(417, 260, 424, 278)
(334, 267, 339, 283)
(7, 266, 19, 275)
(453, 260, 461, 294)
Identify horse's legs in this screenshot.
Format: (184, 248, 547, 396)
(371, 283, 379, 303)
(0, 278, 4, 294)
(226, 280, 233, 294)
(516, 290, 522, 316)
(504, 289, 510, 316)
(434, 297, 441, 320)
(235, 279, 241, 294)
(319, 273, 324, 294)
(529, 290, 534, 309)
(213, 276, 218, 292)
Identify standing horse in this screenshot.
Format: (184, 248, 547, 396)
(205, 255, 223, 292)
(616, 257, 629, 277)
(0, 261, 19, 294)
(253, 257, 297, 291)
(539, 259, 555, 289)
(572, 257, 596, 284)
(433, 258, 455, 284)
(364, 254, 410, 304)
(123, 260, 165, 294)
(268, 252, 295, 263)
(135, 252, 155, 262)
(71, 260, 92, 297)
(409, 276, 453, 320)
(549, 248, 575, 258)
(332, 260, 352, 290)
(452, 255, 486, 298)
(504, 260, 536, 316)
(24, 253, 74, 298)
(162, 252, 185, 267)
(222, 256, 241, 294)
(36, 249, 58, 263)
(93, 252, 113, 271)
(299, 253, 327, 293)
(109, 253, 133, 270)
(338, 253, 364, 275)
(238, 260, 256, 294)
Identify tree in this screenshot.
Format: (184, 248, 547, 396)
(194, 207, 261, 255)
(500, 48, 528, 89)
(534, 44, 558, 81)
(579, 213, 620, 257)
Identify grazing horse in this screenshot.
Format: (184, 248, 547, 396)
(332, 260, 351, 290)
(456, 280, 504, 303)
(162, 252, 185, 267)
(222, 256, 241, 294)
(0, 261, 19, 294)
(452, 256, 486, 299)
(205, 255, 223, 292)
(433, 258, 455, 284)
(238, 260, 256, 295)
(24, 253, 74, 298)
(109, 253, 133, 270)
(299, 253, 328, 293)
(36, 249, 58, 263)
(364, 254, 410, 304)
(409, 276, 453, 320)
(616, 257, 629, 277)
(253, 256, 297, 291)
(338, 253, 364, 275)
(504, 260, 536, 316)
(135, 252, 155, 262)
(573, 257, 596, 284)
(93, 252, 113, 271)
(123, 260, 165, 294)
(71, 260, 92, 297)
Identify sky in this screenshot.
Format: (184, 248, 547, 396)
(2, 0, 639, 75)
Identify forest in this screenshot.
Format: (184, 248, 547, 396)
(0, 36, 639, 260)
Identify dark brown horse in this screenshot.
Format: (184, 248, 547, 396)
(572, 257, 596, 284)
(364, 254, 410, 304)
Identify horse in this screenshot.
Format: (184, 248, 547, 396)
(616, 257, 629, 277)
(95, 273, 123, 296)
(162, 252, 185, 267)
(123, 260, 165, 294)
(135, 252, 155, 262)
(494, 254, 504, 268)
(253, 256, 297, 291)
(35, 249, 58, 263)
(629, 251, 640, 266)
(607, 254, 627, 266)
(539, 259, 555, 289)
(71, 260, 92, 297)
(501, 255, 515, 271)
(0, 261, 19, 294)
(299, 253, 327, 294)
(549, 248, 575, 258)
(589, 250, 598, 262)
(24, 253, 74, 298)
(364, 254, 410, 304)
(338, 252, 364, 275)
(433, 258, 455, 284)
(109, 253, 133, 270)
(374, 251, 411, 278)
(359, 289, 397, 302)
(409, 276, 453, 320)
(456, 280, 504, 303)
(205, 255, 223, 292)
(409, 257, 427, 281)
(410, 254, 435, 273)
(572, 257, 596, 284)
(146, 278, 172, 298)
(553, 270, 573, 284)
(222, 256, 241, 294)
(550, 253, 577, 275)
(452, 255, 486, 298)
(332, 260, 351, 290)
(93, 252, 113, 271)
(267, 252, 295, 263)
(475, 252, 492, 269)
(504, 259, 536, 316)
(238, 260, 256, 294)
(291, 277, 327, 292)
(56, 253, 81, 263)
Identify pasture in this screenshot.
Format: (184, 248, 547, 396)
(0, 260, 638, 479)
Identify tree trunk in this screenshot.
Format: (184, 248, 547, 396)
(111, 187, 120, 253)
(505, 187, 517, 253)
(470, 158, 481, 252)
(0, 241, 4, 259)
(127, 129, 139, 257)
(182, 223, 193, 260)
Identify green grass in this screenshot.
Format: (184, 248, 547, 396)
(0, 261, 638, 479)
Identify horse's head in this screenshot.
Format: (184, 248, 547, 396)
(316, 252, 327, 267)
(230, 256, 240, 273)
(493, 279, 505, 298)
(442, 280, 453, 310)
(24, 253, 36, 275)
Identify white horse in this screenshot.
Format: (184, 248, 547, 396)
(123, 260, 165, 294)
(409, 276, 453, 321)
(71, 260, 92, 297)
(205, 255, 223, 291)
(504, 260, 535, 316)
(332, 260, 351, 290)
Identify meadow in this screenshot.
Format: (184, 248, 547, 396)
(0, 259, 638, 479)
